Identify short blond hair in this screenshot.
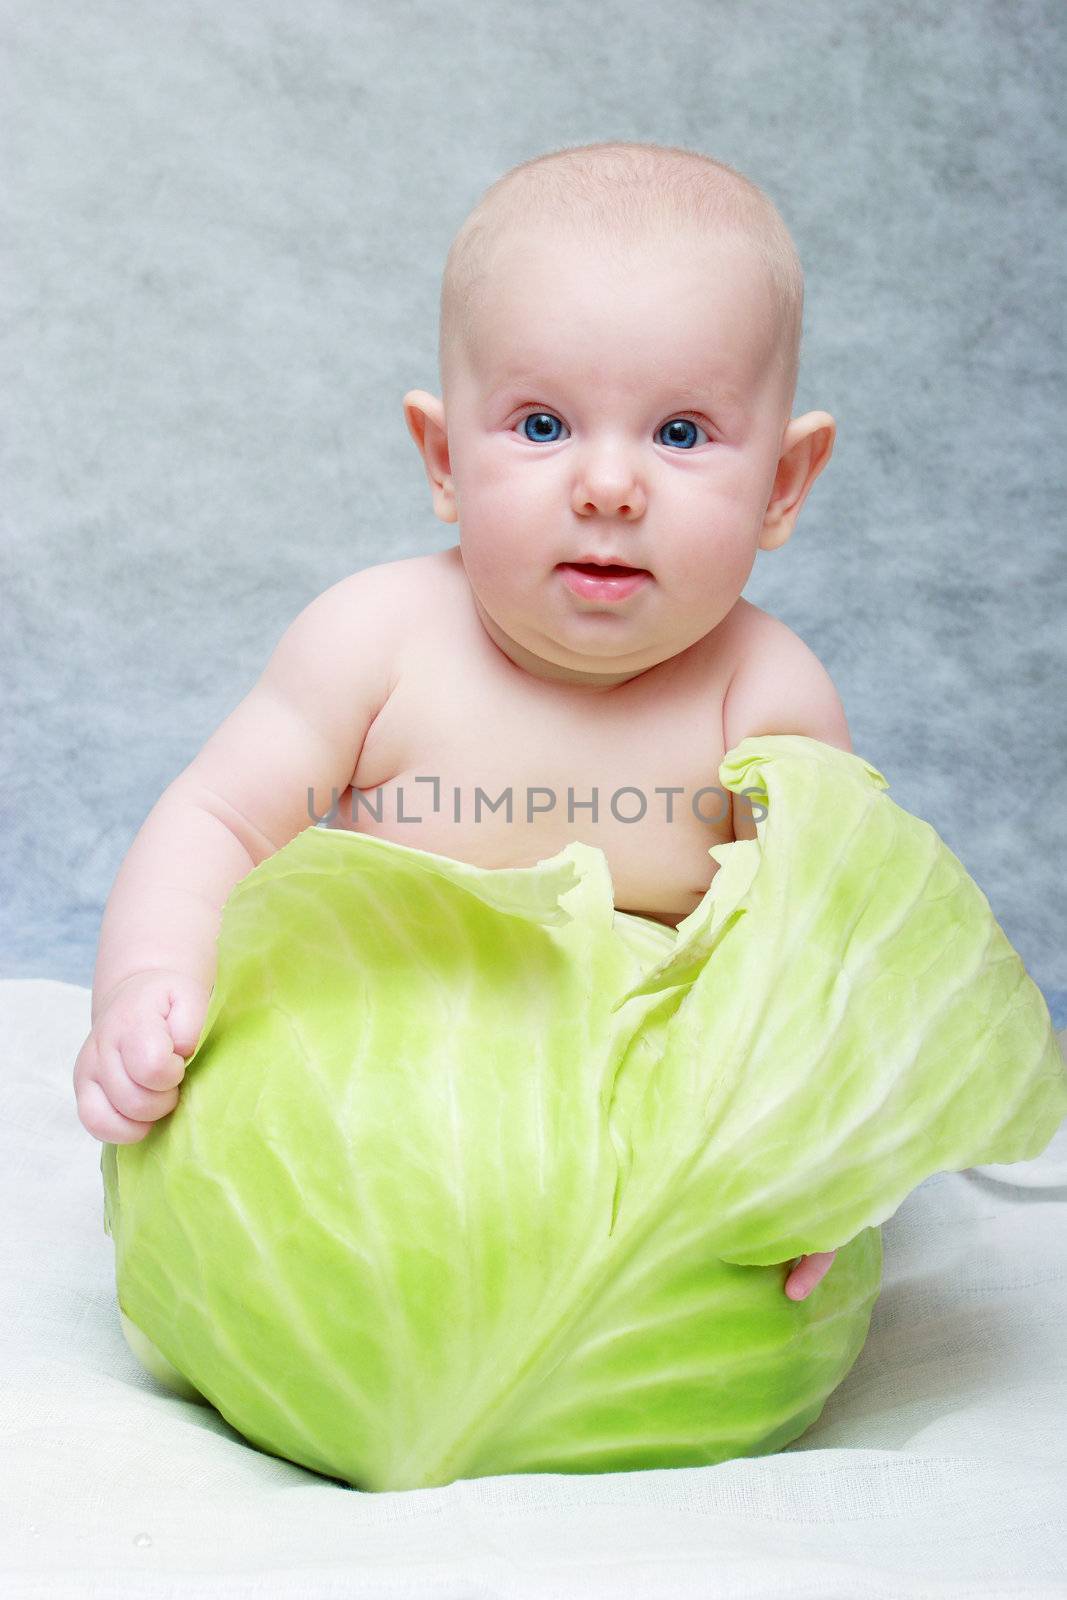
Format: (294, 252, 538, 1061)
(438, 140, 805, 417)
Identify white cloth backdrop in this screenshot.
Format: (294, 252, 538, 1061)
(3, 979, 1065, 1598)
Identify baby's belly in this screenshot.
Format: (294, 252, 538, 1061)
(323, 777, 728, 925)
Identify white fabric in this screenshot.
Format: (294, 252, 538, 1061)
(3, 977, 1066, 1598)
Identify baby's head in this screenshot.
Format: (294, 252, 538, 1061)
(404, 141, 835, 689)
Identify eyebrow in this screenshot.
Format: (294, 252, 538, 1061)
(486, 373, 749, 421)
(667, 386, 749, 419)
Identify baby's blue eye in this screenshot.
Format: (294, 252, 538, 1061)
(520, 412, 567, 443)
(515, 413, 709, 447)
(658, 418, 708, 449)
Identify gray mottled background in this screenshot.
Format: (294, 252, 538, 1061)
(3, 0, 1065, 1021)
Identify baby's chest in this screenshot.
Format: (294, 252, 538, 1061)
(339, 675, 733, 921)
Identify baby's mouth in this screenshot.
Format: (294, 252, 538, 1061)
(555, 561, 654, 601)
(564, 562, 647, 577)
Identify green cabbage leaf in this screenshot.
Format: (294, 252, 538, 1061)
(101, 736, 1067, 1490)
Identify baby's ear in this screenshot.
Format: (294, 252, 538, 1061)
(759, 410, 835, 551)
(403, 390, 458, 524)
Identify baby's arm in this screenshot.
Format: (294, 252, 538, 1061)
(75, 566, 397, 1143)
(723, 613, 853, 1301)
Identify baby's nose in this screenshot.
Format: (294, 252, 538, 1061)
(571, 470, 646, 519)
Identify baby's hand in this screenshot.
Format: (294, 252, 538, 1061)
(784, 1251, 837, 1300)
(73, 970, 209, 1145)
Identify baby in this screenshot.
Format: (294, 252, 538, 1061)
(74, 141, 850, 1302)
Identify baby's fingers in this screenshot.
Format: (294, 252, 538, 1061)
(96, 1035, 182, 1128)
(115, 1019, 187, 1092)
(75, 1075, 160, 1146)
(784, 1250, 837, 1301)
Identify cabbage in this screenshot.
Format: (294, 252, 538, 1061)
(100, 736, 1067, 1491)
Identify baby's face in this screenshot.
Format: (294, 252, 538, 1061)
(423, 229, 802, 688)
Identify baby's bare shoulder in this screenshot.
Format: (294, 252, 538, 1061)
(301, 552, 453, 659)
(333, 549, 461, 622)
(327, 551, 444, 612)
(722, 597, 794, 658)
(723, 601, 851, 750)
(257, 553, 449, 733)
(706, 598, 792, 694)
